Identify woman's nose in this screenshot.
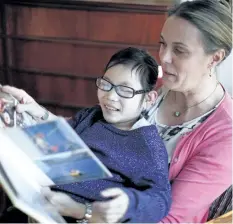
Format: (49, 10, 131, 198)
(159, 47, 172, 64)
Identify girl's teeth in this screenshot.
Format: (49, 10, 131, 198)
(105, 105, 117, 111)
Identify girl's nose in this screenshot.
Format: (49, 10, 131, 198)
(106, 88, 119, 101)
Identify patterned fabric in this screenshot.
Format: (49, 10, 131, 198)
(207, 186, 232, 220)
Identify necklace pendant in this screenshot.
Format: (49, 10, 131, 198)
(174, 111, 181, 117)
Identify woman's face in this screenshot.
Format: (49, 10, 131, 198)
(97, 64, 146, 130)
(159, 16, 212, 92)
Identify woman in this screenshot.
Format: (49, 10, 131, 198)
(1, 0, 232, 222)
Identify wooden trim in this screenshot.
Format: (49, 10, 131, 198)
(47, 0, 174, 6)
(38, 99, 91, 110)
(3, 34, 160, 50)
(0, 67, 97, 80)
(4, 0, 172, 14)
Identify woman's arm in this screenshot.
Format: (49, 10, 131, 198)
(121, 176, 171, 222)
(161, 130, 232, 223)
(1, 86, 95, 126)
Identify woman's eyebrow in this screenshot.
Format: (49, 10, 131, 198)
(160, 35, 165, 40)
(160, 34, 188, 48)
(173, 42, 188, 48)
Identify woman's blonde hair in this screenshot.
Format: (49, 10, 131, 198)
(169, 0, 232, 62)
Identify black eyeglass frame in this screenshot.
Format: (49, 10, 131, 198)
(96, 77, 149, 99)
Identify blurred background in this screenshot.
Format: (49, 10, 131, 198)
(0, 0, 231, 117)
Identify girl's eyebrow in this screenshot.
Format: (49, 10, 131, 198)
(102, 76, 114, 84)
(120, 81, 132, 86)
(103, 76, 132, 87)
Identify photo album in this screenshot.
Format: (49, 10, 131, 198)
(0, 92, 112, 223)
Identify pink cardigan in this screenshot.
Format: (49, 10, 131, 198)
(160, 92, 232, 223)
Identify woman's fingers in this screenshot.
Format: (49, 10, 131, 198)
(1, 85, 35, 103)
(92, 188, 129, 223)
(16, 103, 45, 118)
(92, 202, 123, 223)
(1, 86, 47, 118)
(101, 187, 124, 198)
(41, 187, 53, 200)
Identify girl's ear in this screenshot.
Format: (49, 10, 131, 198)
(145, 90, 158, 108)
(141, 91, 157, 117)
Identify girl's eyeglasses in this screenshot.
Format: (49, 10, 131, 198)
(96, 77, 149, 99)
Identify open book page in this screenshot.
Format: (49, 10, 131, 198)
(4, 117, 112, 186)
(0, 131, 66, 223)
(0, 129, 54, 186)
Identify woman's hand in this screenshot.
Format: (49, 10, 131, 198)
(92, 188, 129, 223)
(41, 187, 87, 219)
(41, 187, 129, 223)
(0, 85, 55, 120)
(41, 188, 104, 222)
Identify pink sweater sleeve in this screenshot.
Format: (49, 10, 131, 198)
(160, 128, 232, 223)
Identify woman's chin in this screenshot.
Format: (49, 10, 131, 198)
(162, 76, 179, 89)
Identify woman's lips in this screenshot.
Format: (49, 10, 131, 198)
(162, 71, 177, 82)
(164, 71, 176, 76)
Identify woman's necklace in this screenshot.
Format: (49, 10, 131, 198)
(173, 82, 219, 117)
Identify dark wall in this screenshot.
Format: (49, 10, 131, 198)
(0, 1, 171, 116)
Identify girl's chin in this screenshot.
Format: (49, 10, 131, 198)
(102, 113, 119, 123)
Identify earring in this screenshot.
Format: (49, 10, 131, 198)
(209, 67, 212, 77)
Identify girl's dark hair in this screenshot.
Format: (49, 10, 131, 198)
(169, 0, 232, 62)
(104, 47, 158, 91)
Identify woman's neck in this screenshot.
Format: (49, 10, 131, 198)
(174, 76, 222, 109)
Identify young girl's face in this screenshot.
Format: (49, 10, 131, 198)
(97, 64, 146, 130)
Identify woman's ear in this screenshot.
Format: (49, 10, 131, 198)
(145, 90, 158, 108)
(209, 49, 226, 67)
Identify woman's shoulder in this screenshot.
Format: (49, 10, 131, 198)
(207, 92, 232, 124)
(174, 94, 232, 168)
(189, 92, 232, 143)
(219, 92, 232, 117)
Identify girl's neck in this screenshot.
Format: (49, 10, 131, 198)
(111, 117, 140, 131)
